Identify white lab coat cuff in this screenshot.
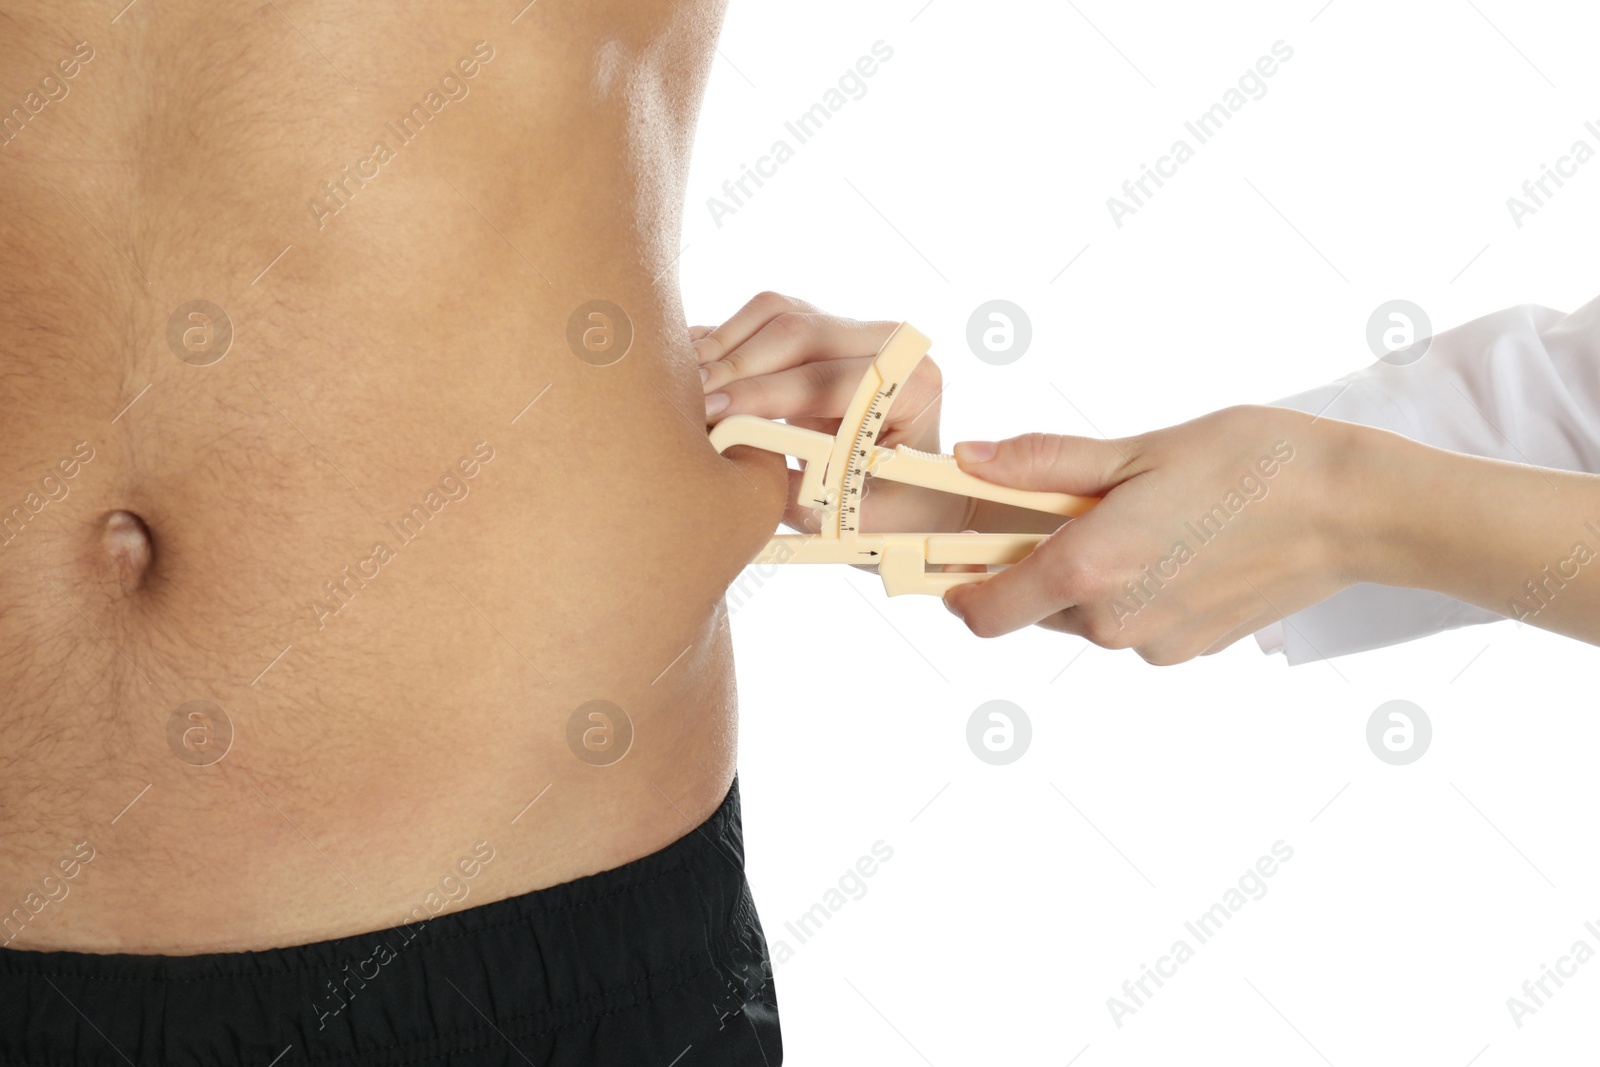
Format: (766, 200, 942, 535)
(1248, 297, 1600, 663)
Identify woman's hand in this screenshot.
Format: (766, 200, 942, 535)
(694, 291, 973, 536)
(941, 406, 1373, 664)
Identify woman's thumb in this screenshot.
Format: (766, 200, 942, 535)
(952, 432, 1133, 495)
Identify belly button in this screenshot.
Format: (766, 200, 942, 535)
(101, 510, 154, 590)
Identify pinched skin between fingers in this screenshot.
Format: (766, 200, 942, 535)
(692, 290, 820, 365)
(781, 467, 826, 532)
(710, 354, 947, 449)
(710, 357, 873, 425)
(694, 291, 938, 450)
(702, 327, 943, 446)
(701, 312, 897, 394)
(695, 290, 964, 539)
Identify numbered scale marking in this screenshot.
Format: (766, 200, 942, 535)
(709, 323, 1099, 596)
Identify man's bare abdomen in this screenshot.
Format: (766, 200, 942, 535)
(0, 0, 784, 952)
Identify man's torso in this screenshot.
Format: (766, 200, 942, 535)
(0, 0, 784, 952)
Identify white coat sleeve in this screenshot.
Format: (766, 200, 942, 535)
(1252, 295, 1600, 664)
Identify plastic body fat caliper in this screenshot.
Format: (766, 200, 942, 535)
(709, 323, 1099, 596)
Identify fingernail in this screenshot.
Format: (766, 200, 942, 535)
(699, 366, 710, 385)
(954, 440, 996, 463)
(705, 392, 729, 417)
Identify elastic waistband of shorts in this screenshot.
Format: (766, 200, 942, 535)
(0, 777, 761, 1063)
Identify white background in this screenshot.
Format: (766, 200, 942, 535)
(681, 1, 1600, 1064)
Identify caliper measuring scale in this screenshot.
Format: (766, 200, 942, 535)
(709, 323, 1100, 596)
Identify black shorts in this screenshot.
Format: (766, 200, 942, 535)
(0, 778, 780, 1066)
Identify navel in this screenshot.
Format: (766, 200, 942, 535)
(101, 510, 154, 591)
